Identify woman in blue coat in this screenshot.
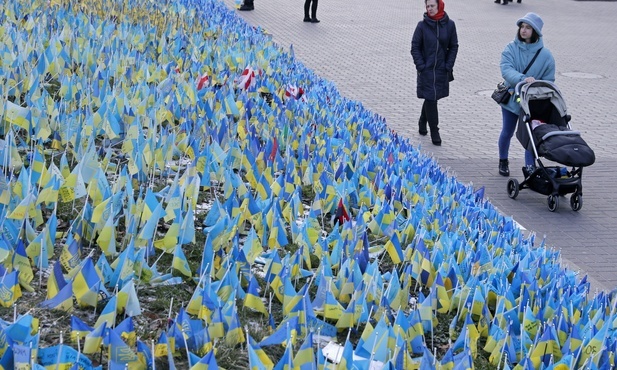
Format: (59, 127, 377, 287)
(498, 13, 555, 176)
(411, 0, 458, 146)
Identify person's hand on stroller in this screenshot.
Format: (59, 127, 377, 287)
(524, 76, 536, 84)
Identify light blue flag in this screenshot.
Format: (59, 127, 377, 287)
(361, 316, 391, 363)
(180, 202, 195, 244)
(259, 316, 299, 347)
(12, 343, 31, 369)
(37, 344, 97, 369)
(6, 314, 36, 343)
(95, 253, 113, 285)
(137, 202, 164, 241)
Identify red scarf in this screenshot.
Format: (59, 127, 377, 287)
(428, 0, 445, 21)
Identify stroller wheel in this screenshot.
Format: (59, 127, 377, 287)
(547, 194, 559, 212)
(570, 192, 583, 211)
(507, 178, 519, 199)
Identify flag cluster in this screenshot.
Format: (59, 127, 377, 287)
(0, 0, 615, 369)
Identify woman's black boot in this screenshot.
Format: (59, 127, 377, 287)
(499, 159, 510, 176)
(430, 126, 441, 145)
(424, 100, 440, 144)
(419, 118, 428, 136)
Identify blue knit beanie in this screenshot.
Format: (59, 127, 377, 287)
(517, 12, 543, 37)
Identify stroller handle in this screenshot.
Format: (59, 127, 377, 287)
(514, 81, 528, 96)
(514, 79, 558, 96)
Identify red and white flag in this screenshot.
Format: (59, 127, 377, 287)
(196, 73, 210, 90)
(285, 84, 304, 100)
(236, 67, 256, 90)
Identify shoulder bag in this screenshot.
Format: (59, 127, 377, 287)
(492, 48, 543, 105)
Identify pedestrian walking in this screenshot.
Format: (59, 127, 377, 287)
(303, 0, 319, 23)
(410, 0, 458, 146)
(497, 13, 555, 176)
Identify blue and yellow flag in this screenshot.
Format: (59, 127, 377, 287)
(12, 240, 34, 292)
(243, 275, 268, 315)
(0, 270, 21, 308)
(71, 257, 107, 308)
(292, 331, 315, 370)
(113, 317, 136, 347)
(172, 244, 191, 277)
(39, 280, 74, 312)
(12, 344, 31, 370)
(247, 335, 274, 370)
(37, 344, 97, 369)
(70, 315, 93, 343)
(94, 295, 117, 328)
(82, 321, 107, 354)
(107, 327, 139, 369)
(5, 101, 32, 131)
(117, 280, 142, 317)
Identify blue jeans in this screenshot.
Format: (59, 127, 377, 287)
(498, 108, 534, 166)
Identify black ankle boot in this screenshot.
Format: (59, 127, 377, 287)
(239, 1, 254, 10)
(430, 129, 441, 146)
(499, 159, 509, 176)
(419, 119, 428, 136)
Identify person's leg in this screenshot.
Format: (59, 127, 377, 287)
(524, 150, 535, 167)
(424, 99, 440, 145)
(498, 108, 518, 175)
(311, 0, 319, 19)
(304, 0, 311, 21)
(522, 146, 536, 176)
(310, 0, 320, 22)
(239, 0, 254, 10)
(419, 101, 428, 135)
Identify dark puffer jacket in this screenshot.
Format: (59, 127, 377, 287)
(411, 13, 458, 101)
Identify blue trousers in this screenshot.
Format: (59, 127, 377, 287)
(498, 107, 534, 166)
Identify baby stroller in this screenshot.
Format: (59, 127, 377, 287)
(506, 80, 595, 212)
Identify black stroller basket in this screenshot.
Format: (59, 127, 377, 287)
(507, 81, 595, 212)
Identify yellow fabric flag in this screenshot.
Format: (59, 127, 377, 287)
(91, 197, 111, 225)
(5, 101, 32, 130)
(8, 193, 38, 220)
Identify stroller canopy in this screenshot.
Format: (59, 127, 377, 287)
(518, 80, 568, 118)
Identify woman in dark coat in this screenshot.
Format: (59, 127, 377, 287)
(411, 0, 458, 145)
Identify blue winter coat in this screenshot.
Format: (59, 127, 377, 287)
(500, 37, 555, 114)
(411, 13, 459, 101)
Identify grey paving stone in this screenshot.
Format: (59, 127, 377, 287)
(223, 0, 617, 291)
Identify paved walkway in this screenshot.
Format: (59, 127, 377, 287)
(223, 0, 617, 291)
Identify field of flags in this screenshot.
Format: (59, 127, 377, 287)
(0, 0, 616, 368)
